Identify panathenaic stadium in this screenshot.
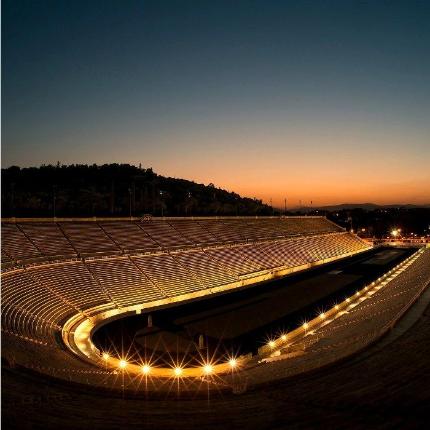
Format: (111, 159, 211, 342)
(2, 216, 430, 428)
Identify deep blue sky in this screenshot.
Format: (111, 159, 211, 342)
(2, 1, 430, 204)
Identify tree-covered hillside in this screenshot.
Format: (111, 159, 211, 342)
(1, 164, 272, 217)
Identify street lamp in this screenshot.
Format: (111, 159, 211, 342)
(128, 187, 132, 219)
(159, 190, 164, 217)
(53, 186, 57, 218)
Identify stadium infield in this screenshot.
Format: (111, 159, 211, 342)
(93, 247, 414, 366)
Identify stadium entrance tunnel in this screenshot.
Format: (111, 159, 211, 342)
(78, 247, 415, 376)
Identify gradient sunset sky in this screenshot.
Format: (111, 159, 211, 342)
(3, 0, 430, 206)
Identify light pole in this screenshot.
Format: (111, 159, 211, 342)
(128, 187, 132, 219)
(53, 187, 57, 218)
(186, 191, 192, 216)
(159, 190, 164, 217)
(11, 183, 15, 217)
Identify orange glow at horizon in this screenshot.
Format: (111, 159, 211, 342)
(15, 117, 430, 207)
(112, 119, 430, 207)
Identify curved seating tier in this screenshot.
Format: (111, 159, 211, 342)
(1, 217, 375, 387)
(1, 216, 344, 265)
(2, 226, 369, 347)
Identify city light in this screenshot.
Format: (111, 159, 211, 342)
(102, 352, 109, 360)
(174, 367, 183, 377)
(391, 229, 399, 237)
(119, 359, 127, 369)
(268, 340, 276, 348)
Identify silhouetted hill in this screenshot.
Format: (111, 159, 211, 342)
(1, 164, 272, 217)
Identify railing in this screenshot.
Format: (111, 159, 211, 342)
(2, 215, 328, 223)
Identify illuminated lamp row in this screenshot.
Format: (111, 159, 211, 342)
(265, 249, 421, 350)
(101, 354, 238, 376)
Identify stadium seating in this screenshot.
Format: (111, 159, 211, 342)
(30, 261, 111, 311)
(87, 256, 164, 306)
(132, 252, 204, 296)
(1, 218, 370, 347)
(59, 222, 120, 255)
(1, 269, 75, 344)
(174, 249, 238, 288)
(1, 223, 42, 261)
(99, 222, 160, 253)
(19, 223, 76, 257)
(169, 219, 219, 246)
(204, 246, 261, 277)
(138, 220, 194, 249)
(1, 216, 348, 265)
(198, 219, 246, 243)
(1, 216, 382, 387)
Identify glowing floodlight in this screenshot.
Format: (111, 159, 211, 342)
(281, 334, 287, 341)
(319, 313, 325, 319)
(119, 359, 127, 369)
(174, 367, 183, 377)
(102, 352, 109, 360)
(228, 358, 237, 368)
(303, 322, 309, 329)
(203, 364, 213, 375)
(268, 340, 276, 348)
(141, 364, 151, 375)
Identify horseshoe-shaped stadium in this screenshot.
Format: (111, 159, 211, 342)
(2, 216, 430, 419)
